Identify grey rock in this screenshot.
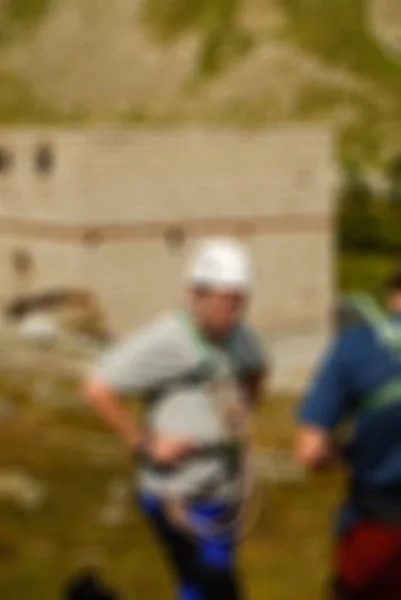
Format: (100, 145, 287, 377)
(0, 470, 47, 510)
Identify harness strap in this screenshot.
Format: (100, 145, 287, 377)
(348, 295, 401, 413)
(363, 377, 401, 412)
(348, 294, 401, 355)
(346, 296, 401, 522)
(152, 311, 256, 540)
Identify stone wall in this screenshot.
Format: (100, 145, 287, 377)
(0, 125, 336, 391)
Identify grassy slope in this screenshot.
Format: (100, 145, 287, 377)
(283, 0, 401, 164)
(0, 396, 341, 600)
(0, 0, 401, 163)
(285, 0, 401, 81)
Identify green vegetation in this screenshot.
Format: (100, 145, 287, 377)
(283, 0, 401, 164)
(142, 0, 241, 41)
(141, 0, 253, 75)
(0, 71, 88, 125)
(339, 204, 401, 254)
(337, 192, 401, 296)
(0, 0, 399, 164)
(0, 395, 341, 600)
(284, 0, 401, 84)
(0, 0, 51, 47)
(5, 0, 51, 27)
(140, 0, 401, 162)
(339, 251, 398, 296)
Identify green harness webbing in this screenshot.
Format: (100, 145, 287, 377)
(347, 294, 401, 413)
(178, 309, 232, 380)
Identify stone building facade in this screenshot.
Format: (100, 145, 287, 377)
(0, 126, 336, 391)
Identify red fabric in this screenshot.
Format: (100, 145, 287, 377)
(336, 521, 401, 599)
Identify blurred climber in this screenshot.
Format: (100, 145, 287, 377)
(295, 271, 401, 599)
(83, 238, 268, 600)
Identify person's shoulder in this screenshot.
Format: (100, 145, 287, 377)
(130, 311, 183, 344)
(231, 321, 264, 347)
(135, 311, 199, 366)
(147, 310, 182, 333)
(333, 323, 376, 362)
(229, 321, 267, 368)
(337, 323, 375, 346)
(108, 311, 178, 351)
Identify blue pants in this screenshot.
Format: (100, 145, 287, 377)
(137, 493, 243, 600)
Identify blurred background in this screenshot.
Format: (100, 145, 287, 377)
(0, 0, 401, 598)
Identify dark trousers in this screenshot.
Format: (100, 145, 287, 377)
(137, 494, 243, 600)
(64, 570, 119, 600)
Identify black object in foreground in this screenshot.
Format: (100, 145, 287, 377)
(64, 569, 120, 600)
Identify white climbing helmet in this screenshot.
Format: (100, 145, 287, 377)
(187, 237, 252, 293)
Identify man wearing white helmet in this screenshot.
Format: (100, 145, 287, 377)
(84, 238, 267, 600)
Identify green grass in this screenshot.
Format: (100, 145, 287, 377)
(0, 394, 341, 600)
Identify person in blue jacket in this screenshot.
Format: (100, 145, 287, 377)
(295, 272, 401, 599)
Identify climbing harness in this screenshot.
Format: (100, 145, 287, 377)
(158, 311, 265, 541)
(347, 294, 401, 413)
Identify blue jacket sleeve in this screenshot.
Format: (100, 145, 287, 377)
(298, 331, 355, 431)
